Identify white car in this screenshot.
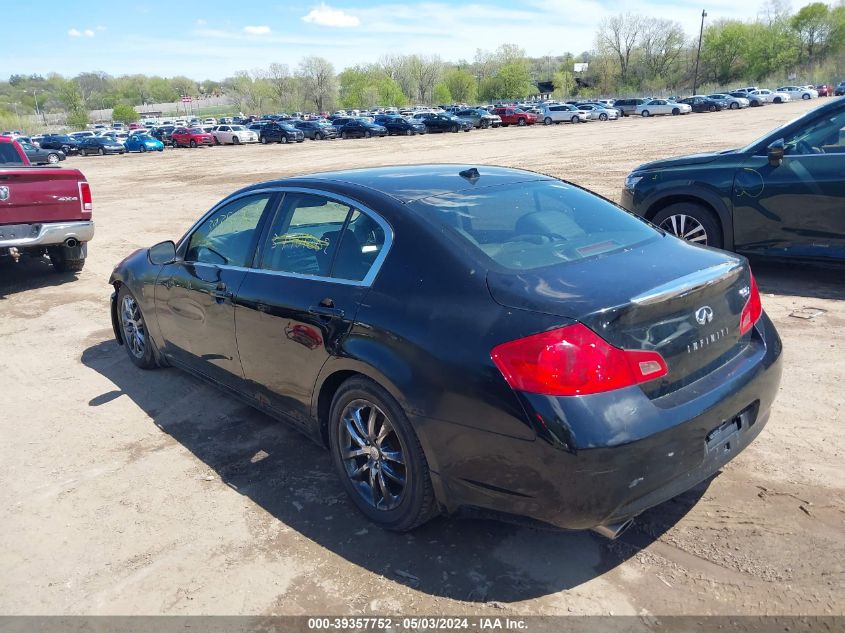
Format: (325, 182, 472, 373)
(204, 117, 218, 125)
(776, 85, 818, 100)
(635, 99, 692, 117)
(749, 89, 791, 104)
(576, 103, 620, 120)
(539, 104, 588, 124)
(211, 124, 259, 144)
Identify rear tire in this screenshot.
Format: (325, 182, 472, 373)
(652, 202, 723, 249)
(48, 247, 85, 273)
(98, 148, 105, 156)
(641, 110, 650, 117)
(47, 153, 60, 164)
(450, 125, 459, 133)
(280, 135, 288, 144)
(117, 286, 158, 370)
(328, 376, 438, 531)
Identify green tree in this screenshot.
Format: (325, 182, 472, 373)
(791, 2, 833, 64)
(432, 82, 452, 104)
(494, 62, 535, 99)
(701, 20, 750, 85)
(552, 69, 575, 98)
(112, 102, 139, 124)
(443, 68, 477, 103)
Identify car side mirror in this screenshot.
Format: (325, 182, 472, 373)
(148, 240, 177, 265)
(767, 139, 785, 167)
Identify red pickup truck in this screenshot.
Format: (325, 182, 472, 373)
(0, 136, 93, 272)
(492, 107, 538, 126)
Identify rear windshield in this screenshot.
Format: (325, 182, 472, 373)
(409, 181, 657, 271)
(0, 143, 24, 164)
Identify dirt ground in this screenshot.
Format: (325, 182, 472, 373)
(1, 99, 843, 617)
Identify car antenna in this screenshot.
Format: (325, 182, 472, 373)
(459, 167, 480, 183)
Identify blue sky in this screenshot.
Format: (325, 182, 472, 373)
(1, 0, 782, 80)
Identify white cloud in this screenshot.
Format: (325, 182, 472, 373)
(68, 28, 81, 37)
(195, 18, 207, 26)
(84, 29, 95, 37)
(95, 25, 107, 31)
(243, 25, 271, 35)
(302, 3, 360, 28)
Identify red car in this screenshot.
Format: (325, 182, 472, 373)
(492, 107, 537, 126)
(815, 84, 832, 97)
(171, 127, 214, 148)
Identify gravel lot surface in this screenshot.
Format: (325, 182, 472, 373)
(1, 98, 843, 616)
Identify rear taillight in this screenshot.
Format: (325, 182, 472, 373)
(78, 181, 92, 212)
(739, 271, 762, 335)
(491, 323, 668, 397)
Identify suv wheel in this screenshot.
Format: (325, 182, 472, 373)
(544, 117, 553, 125)
(641, 110, 650, 117)
(517, 118, 526, 126)
(652, 202, 723, 248)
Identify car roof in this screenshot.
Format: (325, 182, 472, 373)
(242, 164, 555, 203)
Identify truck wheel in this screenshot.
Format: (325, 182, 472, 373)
(117, 286, 157, 370)
(47, 247, 85, 273)
(652, 202, 723, 249)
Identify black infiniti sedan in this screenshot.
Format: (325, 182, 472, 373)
(109, 165, 782, 535)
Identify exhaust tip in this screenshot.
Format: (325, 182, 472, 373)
(65, 238, 78, 248)
(590, 519, 634, 540)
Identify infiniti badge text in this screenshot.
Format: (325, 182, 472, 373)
(687, 327, 729, 354)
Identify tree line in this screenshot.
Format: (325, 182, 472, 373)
(2, 1, 845, 130)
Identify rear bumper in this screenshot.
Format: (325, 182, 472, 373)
(0, 221, 95, 248)
(421, 313, 782, 530)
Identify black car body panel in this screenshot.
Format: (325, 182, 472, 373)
(336, 120, 388, 138)
(419, 114, 473, 133)
(78, 137, 126, 155)
(679, 97, 724, 113)
(38, 134, 80, 154)
(622, 97, 845, 261)
(110, 165, 782, 530)
(373, 116, 427, 135)
(294, 121, 338, 139)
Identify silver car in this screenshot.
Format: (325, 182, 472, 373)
(576, 103, 620, 121)
(707, 93, 750, 109)
(635, 99, 692, 116)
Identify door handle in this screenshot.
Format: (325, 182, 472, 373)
(211, 281, 233, 302)
(308, 305, 345, 319)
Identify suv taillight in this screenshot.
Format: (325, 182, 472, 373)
(739, 271, 762, 335)
(491, 323, 668, 397)
(78, 181, 92, 212)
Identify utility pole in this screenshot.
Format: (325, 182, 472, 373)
(692, 9, 708, 96)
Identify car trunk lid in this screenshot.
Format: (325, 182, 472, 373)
(487, 236, 753, 398)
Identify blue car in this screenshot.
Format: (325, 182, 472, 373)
(125, 134, 165, 153)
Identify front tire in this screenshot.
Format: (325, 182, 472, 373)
(571, 116, 579, 123)
(803, 93, 810, 100)
(730, 102, 739, 109)
(652, 202, 723, 249)
(641, 110, 650, 117)
(671, 108, 680, 116)
(600, 112, 608, 120)
(189, 140, 197, 148)
(517, 118, 526, 126)
(329, 377, 438, 531)
(47, 153, 60, 164)
(117, 286, 157, 370)
(139, 145, 147, 153)
(98, 148, 105, 156)
(544, 117, 553, 125)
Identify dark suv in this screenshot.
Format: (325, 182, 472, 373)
(621, 97, 845, 262)
(259, 122, 305, 144)
(294, 120, 337, 140)
(835, 82, 845, 96)
(38, 134, 81, 155)
(611, 98, 646, 117)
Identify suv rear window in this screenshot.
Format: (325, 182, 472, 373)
(409, 181, 657, 271)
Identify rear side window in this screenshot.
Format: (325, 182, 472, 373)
(0, 143, 24, 165)
(410, 181, 657, 271)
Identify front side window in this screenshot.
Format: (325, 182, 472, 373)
(259, 193, 387, 282)
(783, 110, 845, 155)
(185, 194, 272, 267)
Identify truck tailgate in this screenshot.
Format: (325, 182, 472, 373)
(0, 168, 89, 225)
